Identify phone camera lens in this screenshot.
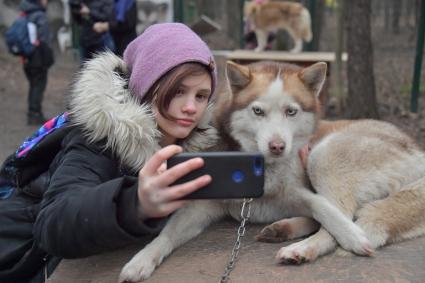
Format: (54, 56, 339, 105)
(253, 156, 264, 176)
(232, 170, 244, 183)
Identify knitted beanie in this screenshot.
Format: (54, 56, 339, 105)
(123, 23, 217, 101)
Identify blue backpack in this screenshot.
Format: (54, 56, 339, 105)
(5, 14, 36, 57)
(0, 112, 70, 199)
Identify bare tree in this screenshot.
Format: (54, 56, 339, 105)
(345, 0, 379, 119)
(392, 0, 402, 34)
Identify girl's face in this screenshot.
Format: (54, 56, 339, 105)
(153, 72, 212, 146)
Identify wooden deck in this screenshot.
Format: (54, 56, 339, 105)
(49, 220, 425, 283)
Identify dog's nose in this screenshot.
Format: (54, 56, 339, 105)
(269, 140, 285, 155)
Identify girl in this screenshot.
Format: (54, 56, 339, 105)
(0, 23, 218, 283)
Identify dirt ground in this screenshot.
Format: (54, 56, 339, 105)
(1, 9, 425, 283)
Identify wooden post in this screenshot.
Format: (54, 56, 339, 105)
(333, 0, 345, 111)
(240, 0, 246, 48)
(173, 0, 184, 22)
(411, 0, 425, 113)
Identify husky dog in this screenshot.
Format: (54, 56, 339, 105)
(136, 0, 169, 34)
(244, 0, 312, 52)
(260, 118, 425, 263)
(118, 61, 372, 282)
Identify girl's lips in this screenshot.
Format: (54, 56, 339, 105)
(175, 119, 194, 127)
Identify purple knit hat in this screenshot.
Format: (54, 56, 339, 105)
(123, 23, 217, 101)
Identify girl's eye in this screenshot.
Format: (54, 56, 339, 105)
(286, 108, 298, 117)
(176, 88, 185, 96)
(196, 93, 208, 102)
(252, 106, 264, 116)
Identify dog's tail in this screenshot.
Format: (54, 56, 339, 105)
(300, 8, 313, 42)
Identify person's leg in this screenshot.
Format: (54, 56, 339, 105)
(24, 67, 48, 125)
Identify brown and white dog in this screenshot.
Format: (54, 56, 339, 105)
(118, 61, 373, 282)
(260, 118, 425, 263)
(244, 0, 312, 52)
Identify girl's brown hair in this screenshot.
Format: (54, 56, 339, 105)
(142, 62, 212, 120)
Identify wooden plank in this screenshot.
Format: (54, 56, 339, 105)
(49, 221, 425, 283)
(226, 50, 348, 62)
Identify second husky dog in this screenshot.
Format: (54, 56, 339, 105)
(118, 61, 372, 282)
(244, 0, 312, 52)
(258, 118, 425, 264)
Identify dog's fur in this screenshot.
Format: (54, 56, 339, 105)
(262, 118, 425, 263)
(136, 0, 169, 34)
(244, 1, 312, 52)
(118, 61, 374, 282)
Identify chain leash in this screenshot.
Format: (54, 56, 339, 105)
(219, 198, 253, 283)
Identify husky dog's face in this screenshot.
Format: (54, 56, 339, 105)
(136, 0, 169, 34)
(222, 61, 326, 161)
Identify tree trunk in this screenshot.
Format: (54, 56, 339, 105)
(384, 1, 391, 30)
(392, 0, 402, 34)
(345, 0, 379, 119)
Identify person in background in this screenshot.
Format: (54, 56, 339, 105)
(111, 0, 138, 56)
(0, 23, 218, 283)
(20, 0, 54, 125)
(69, 0, 115, 62)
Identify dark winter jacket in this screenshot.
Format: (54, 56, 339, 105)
(0, 52, 219, 282)
(70, 0, 115, 48)
(19, 0, 54, 68)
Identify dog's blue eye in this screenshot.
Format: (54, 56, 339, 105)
(286, 108, 297, 116)
(252, 106, 264, 116)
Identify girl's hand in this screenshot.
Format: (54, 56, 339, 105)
(80, 4, 90, 15)
(93, 22, 109, 33)
(137, 145, 211, 219)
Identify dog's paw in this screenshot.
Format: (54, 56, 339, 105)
(334, 247, 354, 257)
(118, 255, 156, 283)
(336, 223, 375, 257)
(275, 241, 319, 265)
(255, 221, 290, 243)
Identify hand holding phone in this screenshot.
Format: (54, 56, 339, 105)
(137, 145, 212, 219)
(168, 152, 265, 199)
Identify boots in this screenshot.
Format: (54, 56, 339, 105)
(27, 111, 47, 126)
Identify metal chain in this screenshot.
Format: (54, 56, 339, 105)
(219, 198, 253, 283)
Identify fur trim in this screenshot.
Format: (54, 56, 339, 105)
(68, 51, 218, 172)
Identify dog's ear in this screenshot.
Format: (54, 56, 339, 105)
(298, 62, 327, 97)
(226, 61, 251, 93)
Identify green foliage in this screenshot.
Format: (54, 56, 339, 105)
(400, 81, 425, 96)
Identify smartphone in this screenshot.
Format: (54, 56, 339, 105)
(167, 152, 265, 199)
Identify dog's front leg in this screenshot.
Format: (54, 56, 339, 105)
(289, 38, 303, 53)
(254, 30, 268, 52)
(295, 189, 374, 256)
(118, 200, 225, 282)
(256, 217, 319, 243)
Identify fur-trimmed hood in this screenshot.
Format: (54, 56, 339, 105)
(68, 52, 219, 172)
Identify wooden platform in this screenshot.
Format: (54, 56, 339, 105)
(225, 50, 348, 65)
(49, 220, 425, 283)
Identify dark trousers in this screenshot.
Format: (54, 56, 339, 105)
(112, 30, 136, 57)
(23, 66, 48, 114)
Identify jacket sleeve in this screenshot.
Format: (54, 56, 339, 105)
(89, 0, 115, 23)
(33, 133, 166, 258)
